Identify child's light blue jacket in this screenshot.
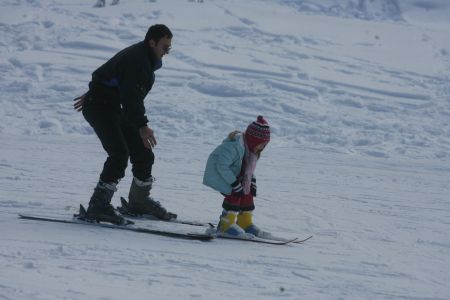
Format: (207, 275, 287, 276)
(203, 133, 245, 195)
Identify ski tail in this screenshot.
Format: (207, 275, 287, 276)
(18, 213, 214, 241)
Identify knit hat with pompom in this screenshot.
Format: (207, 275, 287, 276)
(245, 116, 270, 152)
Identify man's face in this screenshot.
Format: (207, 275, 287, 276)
(149, 36, 172, 60)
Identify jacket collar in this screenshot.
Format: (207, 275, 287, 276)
(143, 41, 162, 71)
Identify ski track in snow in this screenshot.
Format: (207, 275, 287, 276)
(0, 0, 449, 160)
(1, 0, 450, 299)
(1, 134, 450, 300)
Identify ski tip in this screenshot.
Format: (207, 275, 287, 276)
(293, 235, 313, 244)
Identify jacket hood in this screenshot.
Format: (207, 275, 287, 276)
(222, 132, 244, 145)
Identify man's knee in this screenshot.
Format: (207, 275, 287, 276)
(101, 151, 129, 182)
(147, 151, 155, 165)
(134, 150, 154, 167)
(131, 150, 154, 180)
(115, 151, 129, 170)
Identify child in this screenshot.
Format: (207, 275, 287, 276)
(203, 116, 271, 237)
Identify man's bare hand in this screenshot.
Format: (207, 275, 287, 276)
(139, 126, 157, 149)
(73, 93, 86, 112)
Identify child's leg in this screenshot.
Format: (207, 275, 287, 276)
(239, 193, 255, 212)
(236, 194, 271, 238)
(221, 193, 242, 212)
(236, 193, 255, 229)
(218, 194, 246, 236)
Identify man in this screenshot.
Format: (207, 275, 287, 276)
(73, 24, 176, 225)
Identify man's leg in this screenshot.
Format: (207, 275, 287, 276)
(82, 105, 128, 224)
(122, 122, 176, 220)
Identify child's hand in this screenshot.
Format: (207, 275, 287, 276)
(231, 180, 243, 196)
(251, 177, 257, 197)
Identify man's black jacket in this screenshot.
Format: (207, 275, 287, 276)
(88, 41, 162, 128)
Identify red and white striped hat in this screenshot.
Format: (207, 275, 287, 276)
(245, 115, 270, 152)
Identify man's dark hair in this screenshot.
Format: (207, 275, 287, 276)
(144, 24, 172, 44)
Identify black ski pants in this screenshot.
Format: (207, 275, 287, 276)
(82, 97, 154, 184)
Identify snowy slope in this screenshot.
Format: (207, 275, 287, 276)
(1, 0, 450, 299)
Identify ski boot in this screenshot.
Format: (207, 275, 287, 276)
(237, 211, 272, 239)
(127, 177, 177, 220)
(217, 210, 250, 237)
(86, 180, 126, 225)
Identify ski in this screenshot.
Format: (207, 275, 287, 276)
(18, 213, 214, 241)
(257, 235, 313, 244)
(117, 197, 215, 228)
(205, 227, 312, 245)
(216, 235, 300, 245)
(207, 227, 306, 245)
(292, 235, 313, 244)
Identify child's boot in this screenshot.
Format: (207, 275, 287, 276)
(237, 211, 272, 239)
(217, 210, 247, 237)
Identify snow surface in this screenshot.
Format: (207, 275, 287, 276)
(1, 0, 450, 299)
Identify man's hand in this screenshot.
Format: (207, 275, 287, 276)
(73, 93, 86, 112)
(139, 126, 157, 149)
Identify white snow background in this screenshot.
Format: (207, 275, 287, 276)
(1, 0, 450, 299)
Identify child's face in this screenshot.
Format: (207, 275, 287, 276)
(253, 142, 268, 155)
